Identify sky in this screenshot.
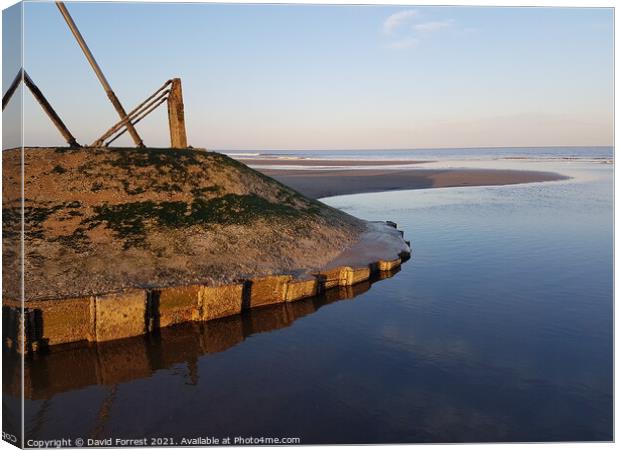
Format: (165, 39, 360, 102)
(2, 2, 614, 150)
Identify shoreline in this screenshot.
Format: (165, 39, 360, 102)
(257, 167, 569, 199)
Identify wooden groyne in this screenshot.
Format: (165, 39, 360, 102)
(3, 223, 411, 353)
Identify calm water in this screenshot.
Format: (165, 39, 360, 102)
(5, 151, 614, 444)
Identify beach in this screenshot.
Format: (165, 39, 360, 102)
(252, 164, 568, 198)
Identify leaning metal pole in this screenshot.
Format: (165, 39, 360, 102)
(55, 1, 144, 147)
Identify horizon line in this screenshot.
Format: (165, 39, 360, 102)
(214, 145, 614, 152)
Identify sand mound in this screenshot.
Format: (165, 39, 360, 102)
(3, 147, 365, 301)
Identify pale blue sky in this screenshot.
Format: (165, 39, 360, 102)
(3, 2, 614, 150)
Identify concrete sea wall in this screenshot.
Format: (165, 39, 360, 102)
(3, 222, 410, 353)
(5, 273, 396, 400)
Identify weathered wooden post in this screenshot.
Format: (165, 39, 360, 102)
(23, 71, 80, 147)
(2, 69, 23, 110)
(167, 78, 188, 148)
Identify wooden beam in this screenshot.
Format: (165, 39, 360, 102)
(2, 68, 23, 111)
(23, 71, 80, 147)
(105, 94, 169, 146)
(21, 71, 80, 147)
(56, 1, 144, 147)
(93, 80, 172, 147)
(167, 78, 188, 148)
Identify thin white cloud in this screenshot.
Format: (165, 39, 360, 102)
(383, 12, 460, 51)
(413, 20, 454, 34)
(383, 9, 418, 35)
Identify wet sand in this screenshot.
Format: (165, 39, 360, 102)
(258, 167, 569, 199)
(239, 158, 431, 167)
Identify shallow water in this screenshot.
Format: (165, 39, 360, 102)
(6, 156, 613, 444)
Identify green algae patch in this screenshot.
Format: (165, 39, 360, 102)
(89, 194, 304, 246)
(3, 202, 83, 239)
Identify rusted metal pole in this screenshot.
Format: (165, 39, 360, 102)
(55, 1, 144, 147)
(2, 68, 23, 111)
(23, 71, 81, 147)
(167, 78, 188, 148)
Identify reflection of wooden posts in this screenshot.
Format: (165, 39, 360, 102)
(2, 68, 80, 147)
(167, 78, 188, 148)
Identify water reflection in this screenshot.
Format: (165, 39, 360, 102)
(5, 269, 399, 402)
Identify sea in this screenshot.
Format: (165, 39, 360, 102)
(6, 146, 613, 444)
(223, 146, 613, 163)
